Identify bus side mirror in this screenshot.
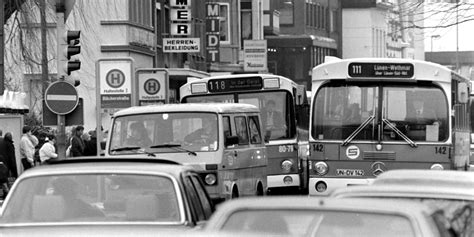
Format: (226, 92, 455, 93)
(225, 136, 239, 147)
(458, 82, 468, 104)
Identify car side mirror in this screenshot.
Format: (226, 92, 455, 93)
(225, 136, 239, 147)
(100, 141, 107, 150)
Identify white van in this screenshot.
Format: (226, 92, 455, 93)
(106, 103, 267, 203)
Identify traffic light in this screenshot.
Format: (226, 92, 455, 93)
(64, 30, 81, 75)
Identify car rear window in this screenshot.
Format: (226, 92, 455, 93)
(220, 209, 415, 237)
(1, 174, 181, 224)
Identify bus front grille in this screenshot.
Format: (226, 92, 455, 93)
(363, 151, 396, 160)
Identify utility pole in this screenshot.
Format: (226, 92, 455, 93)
(40, 0, 49, 97)
(0, 0, 4, 95)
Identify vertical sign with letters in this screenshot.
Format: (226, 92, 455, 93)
(206, 2, 220, 62)
(171, 0, 191, 36)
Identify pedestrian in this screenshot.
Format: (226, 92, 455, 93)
(70, 125, 85, 157)
(0, 130, 16, 198)
(39, 134, 58, 164)
(83, 130, 98, 156)
(19, 126, 39, 170)
(0, 132, 18, 178)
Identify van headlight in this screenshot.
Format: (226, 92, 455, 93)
(315, 162, 328, 175)
(430, 164, 444, 170)
(204, 174, 217, 185)
(281, 160, 293, 172)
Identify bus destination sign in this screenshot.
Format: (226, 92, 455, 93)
(208, 77, 263, 92)
(348, 62, 414, 78)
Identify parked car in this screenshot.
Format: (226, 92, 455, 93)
(0, 157, 214, 235)
(331, 169, 474, 237)
(204, 196, 454, 236)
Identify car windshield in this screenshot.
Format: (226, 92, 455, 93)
(109, 112, 218, 154)
(312, 82, 448, 142)
(1, 174, 181, 224)
(220, 209, 416, 237)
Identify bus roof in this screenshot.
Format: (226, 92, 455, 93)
(113, 103, 260, 117)
(311, 57, 468, 83)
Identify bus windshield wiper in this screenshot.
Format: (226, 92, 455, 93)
(110, 146, 156, 157)
(342, 116, 375, 146)
(150, 143, 197, 156)
(382, 118, 417, 148)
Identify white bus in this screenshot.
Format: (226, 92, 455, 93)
(309, 57, 471, 195)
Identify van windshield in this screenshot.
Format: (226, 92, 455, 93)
(109, 112, 219, 154)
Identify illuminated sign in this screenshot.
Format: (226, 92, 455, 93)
(208, 77, 263, 92)
(348, 63, 414, 78)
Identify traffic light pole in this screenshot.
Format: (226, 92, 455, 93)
(56, 11, 67, 158)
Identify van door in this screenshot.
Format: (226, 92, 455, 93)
(232, 115, 255, 196)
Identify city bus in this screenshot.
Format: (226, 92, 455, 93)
(105, 103, 267, 203)
(180, 74, 310, 194)
(309, 57, 471, 195)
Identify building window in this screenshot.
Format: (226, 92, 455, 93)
(219, 3, 230, 44)
(329, 9, 337, 32)
(130, 0, 154, 27)
(241, 1, 252, 49)
(279, 0, 294, 25)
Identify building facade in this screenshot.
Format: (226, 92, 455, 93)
(342, 0, 424, 60)
(264, 0, 342, 88)
(3, 0, 268, 130)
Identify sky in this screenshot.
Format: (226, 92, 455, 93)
(423, 2, 474, 52)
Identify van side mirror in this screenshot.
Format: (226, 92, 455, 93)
(225, 136, 239, 147)
(100, 141, 107, 150)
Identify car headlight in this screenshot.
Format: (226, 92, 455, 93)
(430, 163, 444, 170)
(314, 162, 328, 175)
(204, 173, 217, 185)
(281, 160, 293, 172)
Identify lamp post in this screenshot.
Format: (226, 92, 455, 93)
(430, 34, 440, 52)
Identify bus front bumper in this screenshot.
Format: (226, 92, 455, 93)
(308, 177, 374, 196)
(267, 174, 300, 188)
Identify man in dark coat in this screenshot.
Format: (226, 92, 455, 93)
(71, 126, 85, 157)
(0, 132, 17, 198)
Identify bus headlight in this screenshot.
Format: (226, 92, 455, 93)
(204, 174, 217, 185)
(191, 83, 207, 94)
(314, 162, 328, 175)
(281, 160, 293, 172)
(430, 164, 444, 170)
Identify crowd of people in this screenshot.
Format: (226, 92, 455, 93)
(0, 125, 98, 198)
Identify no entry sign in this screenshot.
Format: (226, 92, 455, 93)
(44, 81, 79, 115)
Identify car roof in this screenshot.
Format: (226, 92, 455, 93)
(331, 184, 474, 200)
(374, 169, 474, 188)
(113, 103, 260, 117)
(18, 157, 193, 179)
(209, 196, 438, 216)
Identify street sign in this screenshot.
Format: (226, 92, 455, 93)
(43, 98, 84, 126)
(98, 59, 133, 108)
(137, 69, 168, 105)
(44, 81, 79, 115)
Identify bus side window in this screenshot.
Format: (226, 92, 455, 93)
(235, 116, 249, 145)
(248, 116, 262, 144)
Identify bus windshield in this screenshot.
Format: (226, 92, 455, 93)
(312, 82, 448, 142)
(184, 91, 294, 140)
(109, 112, 219, 154)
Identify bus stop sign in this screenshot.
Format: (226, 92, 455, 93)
(44, 81, 79, 115)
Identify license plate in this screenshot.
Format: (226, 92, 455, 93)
(336, 169, 365, 176)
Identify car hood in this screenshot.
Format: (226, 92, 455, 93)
(0, 224, 196, 237)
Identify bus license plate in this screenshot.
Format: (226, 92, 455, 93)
(336, 169, 365, 176)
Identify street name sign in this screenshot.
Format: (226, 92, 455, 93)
(44, 81, 79, 115)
